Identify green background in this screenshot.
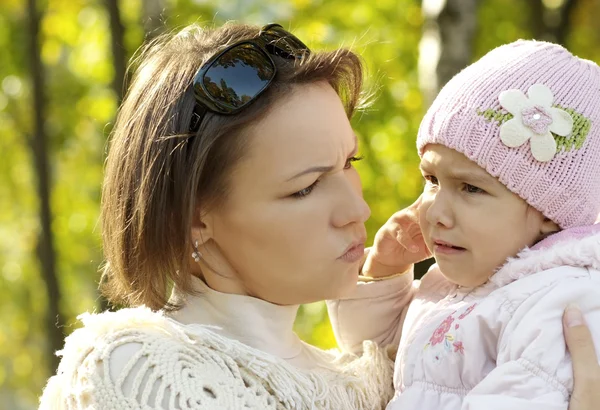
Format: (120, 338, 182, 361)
(2, 0, 599, 407)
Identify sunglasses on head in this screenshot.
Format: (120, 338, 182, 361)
(189, 23, 310, 132)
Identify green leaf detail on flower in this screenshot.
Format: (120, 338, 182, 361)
(476, 104, 591, 154)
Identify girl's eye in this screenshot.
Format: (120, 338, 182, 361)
(465, 184, 485, 194)
(291, 179, 320, 199)
(424, 175, 439, 186)
(344, 155, 364, 170)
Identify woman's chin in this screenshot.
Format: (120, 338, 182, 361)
(329, 274, 359, 300)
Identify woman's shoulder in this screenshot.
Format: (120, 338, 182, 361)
(40, 307, 280, 409)
(52, 306, 195, 379)
(40, 306, 395, 409)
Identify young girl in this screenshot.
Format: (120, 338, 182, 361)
(329, 40, 600, 410)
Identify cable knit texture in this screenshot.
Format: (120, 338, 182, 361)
(38, 306, 394, 410)
(416, 39, 600, 229)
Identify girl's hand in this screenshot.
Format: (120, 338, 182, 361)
(362, 196, 431, 278)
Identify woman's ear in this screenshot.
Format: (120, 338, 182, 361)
(540, 217, 561, 236)
(191, 207, 214, 246)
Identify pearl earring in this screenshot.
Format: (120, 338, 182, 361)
(192, 240, 202, 263)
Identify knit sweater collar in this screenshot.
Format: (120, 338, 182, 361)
(167, 276, 303, 361)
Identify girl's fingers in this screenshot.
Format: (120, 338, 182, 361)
(396, 229, 419, 253)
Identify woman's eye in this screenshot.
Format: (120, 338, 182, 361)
(291, 180, 320, 199)
(344, 155, 364, 169)
(465, 184, 484, 194)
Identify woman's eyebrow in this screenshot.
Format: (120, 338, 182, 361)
(287, 165, 335, 181)
(349, 133, 358, 156)
(287, 133, 358, 182)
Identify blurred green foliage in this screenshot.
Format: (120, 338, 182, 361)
(1, 0, 599, 407)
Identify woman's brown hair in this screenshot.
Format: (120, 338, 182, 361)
(100, 23, 365, 310)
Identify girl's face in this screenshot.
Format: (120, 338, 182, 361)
(418, 144, 557, 287)
(196, 82, 370, 305)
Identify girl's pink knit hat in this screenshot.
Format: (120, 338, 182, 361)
(417, 40, 600, 229)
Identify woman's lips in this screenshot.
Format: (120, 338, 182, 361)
(339, 243, 365, 263)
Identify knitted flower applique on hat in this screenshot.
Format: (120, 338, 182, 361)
(498, 84, 574, 162)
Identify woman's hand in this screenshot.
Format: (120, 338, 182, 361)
(563, 305, 600, 410)
(362, 196, 431, 278)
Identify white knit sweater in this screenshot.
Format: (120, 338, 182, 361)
(39, 278, 395, 409)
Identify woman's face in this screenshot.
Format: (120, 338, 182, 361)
(197, 82, 370, 305)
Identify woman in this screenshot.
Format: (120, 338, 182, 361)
(39, 22, 600, 409)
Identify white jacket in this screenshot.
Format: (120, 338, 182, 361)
(328, 225, 600, 410)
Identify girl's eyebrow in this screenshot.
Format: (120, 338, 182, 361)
(419, 161, 495, 185)
(419, 161, 433, 173)
(445, 170, 496, 185)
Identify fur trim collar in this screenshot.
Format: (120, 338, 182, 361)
(490, 224, 600, 287)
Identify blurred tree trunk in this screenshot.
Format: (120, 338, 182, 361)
(142, 0, 166, 38)
(418, 0, 479, 107)
(26, 0, 65, 373)
(105, 0, 127, 105)
(531, 0, 580, 45)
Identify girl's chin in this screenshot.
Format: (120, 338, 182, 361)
(438, 266, 491, 288)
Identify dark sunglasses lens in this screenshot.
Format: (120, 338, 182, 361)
(262, 27, 309, 59)
(200, 45, 275, 110)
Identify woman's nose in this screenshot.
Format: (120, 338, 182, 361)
(332, 177, 371, 228)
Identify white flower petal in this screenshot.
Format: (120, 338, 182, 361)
(500, 118, 533, 148)
(498, 89, 529, 115)
(527, 84, 554, 107)
(548, 107, 574, 136)
(530, 132, 557, 162)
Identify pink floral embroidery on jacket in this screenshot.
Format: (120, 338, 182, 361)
(429, 315, 455, 346)
(423, 303, 478, 359)
(453, 341, 464, 354)
(459, 303, 477, 319)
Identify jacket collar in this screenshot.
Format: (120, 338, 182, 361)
(489, 224, 600, 288)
